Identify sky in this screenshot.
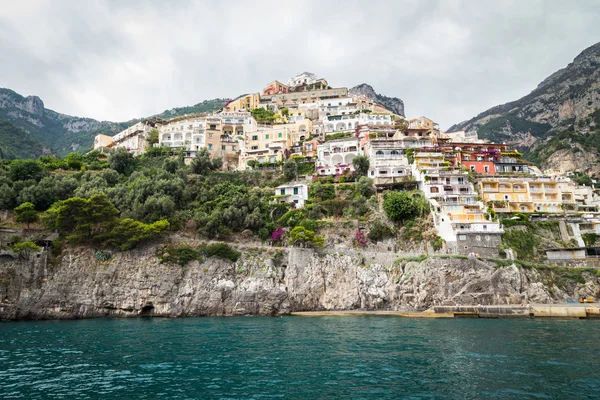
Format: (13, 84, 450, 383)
(1, 0, 599, 130)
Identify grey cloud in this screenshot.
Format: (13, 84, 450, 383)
(1, 0, 599, 129)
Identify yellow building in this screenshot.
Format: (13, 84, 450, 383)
(478, 177, 576, 213)
(93, 134, 114, 151)
(224, 93, 261, 112)
(238, 126, 292, 169)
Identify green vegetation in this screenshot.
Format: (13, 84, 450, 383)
(12, 241, 41, 257)
(14, 202, 37, 228)
(204, 243, 241, 262)
(582, 233, 599, 247)
(0, 118, 45, 160)
(351, 156, 370, 178)
(367, 220, 395, 242)
(526, 129, 600, 172)
(383, 191, 430, 223)
(251, 108, 276, 123)
(289, 226, 324, 248)
(158, 246, 203, 266)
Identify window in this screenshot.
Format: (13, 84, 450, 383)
(251, 145, 258, 150)
(231, 146, 236, 151)
(293, 187, 299, 195)
(293, 199, 298, 204)
(208, 144, 213, 150)
(278, 132, 283, 138)
(484, 166, 489, 173)
(252, 135, 258, 141)
(430, 187, 439, 193)
(470, 166, 476, 172)
(222, 145, 226, 150)
(458, 235, 467, 241)
(210, 124, 217, 130)
(280, 189, 286, 195)
(265, 134, 270, 140)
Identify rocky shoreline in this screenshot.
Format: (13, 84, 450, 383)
(1, 245, 599, 321)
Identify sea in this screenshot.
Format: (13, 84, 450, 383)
(1, 316, 599, 399)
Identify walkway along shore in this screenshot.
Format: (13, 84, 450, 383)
(291, 304, 600, 319)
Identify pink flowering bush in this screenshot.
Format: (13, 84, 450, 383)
(354, 230, 369, 248)
(271, 227, 286, 242)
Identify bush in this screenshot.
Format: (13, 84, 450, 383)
(12, 241, 41, 257)
(289, 226, 324, 248)
(204, 243, 241, 262)
(383, 191, 429, 223)
(368, 221, 395, 242)
(158, 246, 202, 266)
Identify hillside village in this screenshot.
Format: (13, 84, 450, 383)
(91, 72, 600, 261)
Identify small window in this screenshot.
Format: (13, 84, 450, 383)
(252, 135, 258, 141)
(221, 145, 226, 150)
(293, 187, 299, 195)
(231, 146, 236, 151)
(208, 144, 213, 150)
(278, 132, 283, 138)
(251, 145, 258, 150)
(280, 189, 285, 195)
(484, 166, 489, 173)
(458, 235, 467, 241)
(266, 134, 270, 139)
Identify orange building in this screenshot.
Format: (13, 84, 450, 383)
(263, 81, 289, 96)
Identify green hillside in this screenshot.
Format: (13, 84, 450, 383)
(0, 118, 46, 159)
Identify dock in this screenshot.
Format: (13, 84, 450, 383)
(291, 304, 600, 319)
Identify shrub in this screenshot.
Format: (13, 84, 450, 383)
(158, 246, 202, 266)
(383, 191, 429, 223)
(368, 221, 395, 242)
(271, 227, 286, 242)
(94, 250, 112, 262)
(204, 243, 241, 262)
(12, 241, 41, 257)
(289, 226, 324, 248)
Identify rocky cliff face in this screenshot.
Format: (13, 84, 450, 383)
(448, 41, 600, 171)
(350, 83, 405, 117)
(1, 245, 597, 320)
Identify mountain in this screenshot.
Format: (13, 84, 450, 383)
(349, 83, 405, 116)
(0, 118, 46, 159)
(448, 42, 600, 175)
(0, 88, 228, 157)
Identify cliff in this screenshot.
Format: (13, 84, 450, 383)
(349, 84, 405, 116)
(1, 244, 598, 320)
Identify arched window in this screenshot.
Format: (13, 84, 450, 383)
(376, 150, 384, 158)
(391, 150, 399, 155)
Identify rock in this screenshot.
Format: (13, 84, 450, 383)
(349, 83, 405, 116)
(0, 246, 597, 320)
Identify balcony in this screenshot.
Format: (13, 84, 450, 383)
(543, 188, 558, 194)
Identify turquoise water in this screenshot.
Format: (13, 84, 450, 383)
(1, 317, 599, 399)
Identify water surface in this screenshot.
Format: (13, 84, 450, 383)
(1, 317, 599, 399)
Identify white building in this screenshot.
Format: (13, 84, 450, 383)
(285, 72, 320, 88)
(323, 113, 392, 134)
(93, 120, 158, 156)
(158, 115, 207, 155)
(364, 139, 411, 185)
(316, 138, 360, 176)
(274, 183, 309, 208)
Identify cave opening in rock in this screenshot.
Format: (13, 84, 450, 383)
(140, 303, 155, 316)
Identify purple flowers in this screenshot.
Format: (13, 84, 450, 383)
(271, 227, 286, 242)
(355, 231, 369, 248)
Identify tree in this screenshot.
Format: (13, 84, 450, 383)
(65, 152, 84, 170)
(9, 159, 46, 182)
(0, 184, 16, 210)
(191, 148, 222, 175)
(147, 128, 159, 146)
(352, 156, 370, 178)
(383, 191, 429, 223)
(280, 107, 289, 117)
(289, 226, 324, 248)
(283, 159, 298, 182)
(12, 241, 40, 258)
(42, 193, 120, 240)
(14, 202, 37, 228)
(97, 218, 169, 250)
(109, 148, 135, 174)
(356, 176, 375, 198)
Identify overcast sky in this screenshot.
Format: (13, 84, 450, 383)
(1, 0, 599, 130)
